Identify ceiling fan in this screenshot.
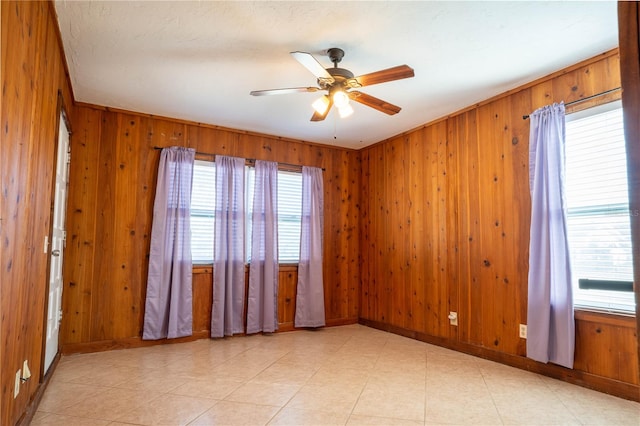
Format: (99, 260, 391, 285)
(250, 48, 415, 121)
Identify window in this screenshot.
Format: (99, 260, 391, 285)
(191, 160, 216, 264)
(277, 171, 303, 263)
(565, 101, 635, 313)
(190, 160, 302, 264)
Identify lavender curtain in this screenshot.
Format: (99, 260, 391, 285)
(526, 103, 575, 368)
(295, 166, 325, 327)
(247, 161, 279, 334)
(211, 155, 246, 338)
(143, 147, 195, 340)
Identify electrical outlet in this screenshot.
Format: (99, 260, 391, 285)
(14, 369, 21, 398)
(448, 311, 458, 326)
(519, 324, 527, 339)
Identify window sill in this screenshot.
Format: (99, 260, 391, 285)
(574, 308, 636, 327)
(192, 263, 299, 274)
(193, 265, 213, 274)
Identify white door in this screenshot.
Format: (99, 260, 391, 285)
(44, 114, 70, 373)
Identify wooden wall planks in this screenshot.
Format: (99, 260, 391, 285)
(1, 1, 75, 424)
(61, 107, 361, 350)
(3, 4, 638, 424)
(359, 50, 639, 393)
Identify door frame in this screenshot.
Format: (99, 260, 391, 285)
(40, 91, 72, 380)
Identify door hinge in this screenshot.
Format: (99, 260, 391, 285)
(63, 231, 67, 248)
(58, 310, 63, 323)
(66, 151, 71, 164)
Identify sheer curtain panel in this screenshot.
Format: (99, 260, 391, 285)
(295, 166, 325, 327)
(247, 161, 279, 334)
(527, 103, 575, 368)
(143, 147, 195, 340)
(211, 155, 246, 337)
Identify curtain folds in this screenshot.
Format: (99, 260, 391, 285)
(143, 147, 195, 340)
(247, 161, 279, 334)
(211, 155, 246, 338)
(526, 103, 575, 369)
(295, 166, 325, 327)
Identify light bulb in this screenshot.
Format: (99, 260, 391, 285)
(338, 103, 354, 118)
(312, 95, 330, 115)
(333, 90, 350, 108)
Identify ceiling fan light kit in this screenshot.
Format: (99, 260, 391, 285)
(250, 47, 414, 122)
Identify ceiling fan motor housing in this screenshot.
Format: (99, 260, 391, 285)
(327, 47, 345, 65)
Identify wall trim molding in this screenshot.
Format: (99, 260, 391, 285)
(359, 318, 640, 402)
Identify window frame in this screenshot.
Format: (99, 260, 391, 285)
(564, 99, 635, 315)
(189, 158, 303, 266)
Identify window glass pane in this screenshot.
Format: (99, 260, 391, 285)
(191, 160, 215, 264)
(565, 101, 635, 312)
(278, 171, 302, 263)
(246, 166, 255, 263)
(246, 168, 302, 263)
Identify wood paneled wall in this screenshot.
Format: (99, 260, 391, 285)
(1, 1, 75, 425)
(359, 50, 639, 398)
(60, 107, 360, 351)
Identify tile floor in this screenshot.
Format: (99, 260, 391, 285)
(33, 325, 639, 425)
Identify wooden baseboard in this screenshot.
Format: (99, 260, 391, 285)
(359, 318, 640, 402)
(61, 318, 359, 355)
(61, 330, 211, 354)
(278, 317, 358, 332)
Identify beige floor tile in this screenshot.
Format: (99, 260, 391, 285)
(369, 369, 426, 388)
(306, 366, 370, 388)
(37, 381, 109, 413)
(425, 391, 502, 425)
(211, 357, 273, 380)
(190, 400, 280, 426)
(324, 352, 380, 371)
(347, 414, 423, 426)
(97, 347, 187, 369)
(268, 407, 349, 425)
(67, 365, 143, 387)
(542, 378, 640, 426)
(55, 387, 162, 421)
(30, 413, 111, 426)
(492, 391, 581, 425)
(112, 370, 190, 393)
(286, 383, 363, 414)
(170, 376, 245, 399)
(251, 361, 317, 386)
(352, 379, 425, 422)
(115, 393, 216, 425)
(224, 381, 301, 407)
(49, 359, 111, 383)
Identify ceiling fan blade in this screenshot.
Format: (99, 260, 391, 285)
(352, 65, 415, 87)
(349, 91, 402, 115)
(311, 97, 333, 122)
(291, 51, 334, 81)
(250, 87, 320, 96)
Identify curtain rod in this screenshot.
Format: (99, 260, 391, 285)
(152, 146, 325, 171)
(522, 87, 622, 120)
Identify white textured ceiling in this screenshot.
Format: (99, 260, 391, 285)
(54, 1, 619, 149)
